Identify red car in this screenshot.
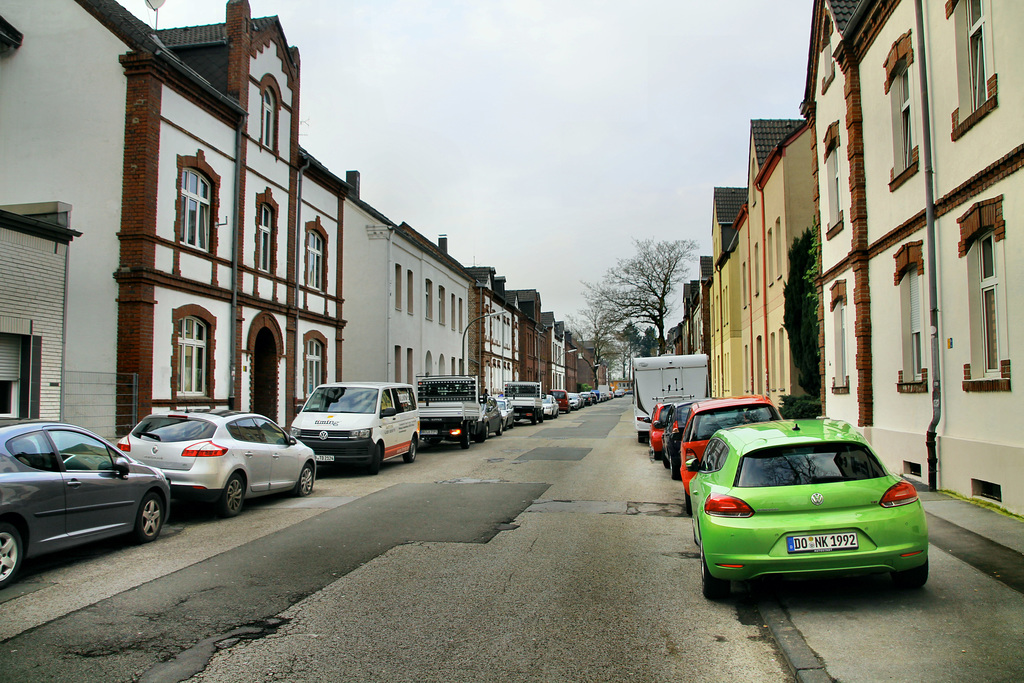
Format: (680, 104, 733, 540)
(673, 396, 781, 514)
(648, 403, 672, 462)
(550, 389, 570, 414)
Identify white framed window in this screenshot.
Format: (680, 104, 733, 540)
(306, 230, 323, 290)
(754, 244, 760, 297)
(778, 327, 786, 388)
(834, 299, 847, 385)
(438, 285, 446, 325)
(968, 0, 988, 111)
(407, 270, 414, 314)
(306, 339, 323, 395)
(394, 264, 402, 309)
(425, 280, 433, 320)
(450, 293, 456, 330)
(180, 169, 211, 250)
(891, 64, 914, 172)
(741, 262, 748, 306)
(178, 317, 207, 395)
(901, 266, 924, 380)
(775, 218, 784, 279)
(826, 148, 841, 228)
(979, 233, 1000, 373)
(257, 204, 273, 272)
(261, 88, 276, 150)
(767, 227, 774, 281)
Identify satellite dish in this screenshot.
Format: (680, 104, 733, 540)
(145, 0, 166, 10)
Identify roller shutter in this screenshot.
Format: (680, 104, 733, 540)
(0, 334, 20, 382)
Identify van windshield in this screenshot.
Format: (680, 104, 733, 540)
(303, 387, 378, 414)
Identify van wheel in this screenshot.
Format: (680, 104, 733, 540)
(216, 473, 246, 518)
(530, 413, 537, 425)
(0, 523, 24, 590)
(367, 442, 384, 474)
(403, 437, 418, 463)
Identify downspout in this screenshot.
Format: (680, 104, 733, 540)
(758, 184, 770, 398)
(385, 226, 393, 381)
(228, 114, 246, 409)
(293, 155, 311, 412)
(914, 0, 941, 491)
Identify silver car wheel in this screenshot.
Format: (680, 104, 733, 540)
(140, 497, 162, 537)
(0, 530, 20, 582)
(296, 463, 315, 496)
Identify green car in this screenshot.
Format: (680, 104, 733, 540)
(687, 419, 929, 599)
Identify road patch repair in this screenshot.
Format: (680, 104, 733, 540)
(0, 482, 550, 683)
(516, 447, 591, 461)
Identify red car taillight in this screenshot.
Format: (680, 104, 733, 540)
(704, 493, 755, 518)
(181, 441, 229, 458)
(880, 480, 919, 508)
(116, 440, 131, 452)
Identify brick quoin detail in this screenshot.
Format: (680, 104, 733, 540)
(957, 195, 1004, 257)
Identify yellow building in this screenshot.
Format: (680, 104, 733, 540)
(708, 187, 746, 398)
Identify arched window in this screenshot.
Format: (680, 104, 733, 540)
(261, 88, 276, 150)
(178, 316, 207, 395)
(306, 230, 323, 290)
(180, 169, 211, 250)
(257, 204, 273, 272)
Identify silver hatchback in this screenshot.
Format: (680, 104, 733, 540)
(117, 410, 316, 517)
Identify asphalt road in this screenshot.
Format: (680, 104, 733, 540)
(1, 401, 1021, 682)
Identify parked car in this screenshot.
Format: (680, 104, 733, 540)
(542, 395, 560, 419)
(688, 419, 929, 599)
(495, 397, 515, 431)
(567, 393, 583, 410)
(475, 395, 504, 441)
(614, 388, 625, 398)
(671, 396, 781, 513)
(0, 420, 170, 590)
(550, 389, 570, 414)
(648, 402, 672, 463)
(660, 399, 702, 475)
(118, 410, 316, 518)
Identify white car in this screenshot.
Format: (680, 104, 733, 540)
(542, 395, 560, 419)
(568, 393, 583, 410)
(118, 410, 316, 518)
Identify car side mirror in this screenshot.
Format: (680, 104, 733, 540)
(670, 431, 682, 444)
(381, 407, 397, 418)
(640, 417, 651, 424)
(685, 457, 699, 472)
(288, 435, 298, 446)
(112, 455, 132, 478)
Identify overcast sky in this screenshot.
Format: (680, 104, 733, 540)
(126, 0, 813, 322)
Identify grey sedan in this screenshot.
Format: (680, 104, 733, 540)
(0, 420, 170, 590)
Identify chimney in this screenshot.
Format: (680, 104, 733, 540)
(438, 234, 448, 253)
(225, 0, 252, 104)
(346, 170, 360, 199)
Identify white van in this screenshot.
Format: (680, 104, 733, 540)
(632, 354, 709, 443)
(290, 382, 419, 474)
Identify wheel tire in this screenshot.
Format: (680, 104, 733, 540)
(293, 461, 316, 495)
(891, 559, 928, 589)
(636, 433, 644, 444)
(539, 412, 545, 423)
(508, 419, 514, 430)
(662, 449, 671, 469)
(530, 413, 537, 425)
(403, 437, 418, 463)
(701, 545, 730, 600)
(670, 452, 682, 481)
(367, 442, 384, 475)
(496, 421, 503, 437)
(460, 428, 471, 449)
(0, 523, 24, 590)
(474, 424, 487, 443)
(216, 472, 246, 518)
(684, 492, 693, 517)
(133, 491, 165, 543)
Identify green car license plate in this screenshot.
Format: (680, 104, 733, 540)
(787, 532, 858, 553)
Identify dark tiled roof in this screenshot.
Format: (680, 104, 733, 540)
(826, 0, 861, 35)
(751, 119, 804, 166)
(157, 23, 225, 46)
(713, 187, 746, 227)
(541, 312, 556, 328)
(700, 255, 713, 281)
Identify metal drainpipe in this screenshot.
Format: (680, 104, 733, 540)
(293, 156, 311, 416)
(228, 114, 246, 409)
(914, 0, 941, 491)
(759, 184, 770, 398)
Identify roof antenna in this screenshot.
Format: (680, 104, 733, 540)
(792, 422, 801, 431)
(145, 0, 166, 30)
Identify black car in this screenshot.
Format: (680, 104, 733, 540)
(660, 400, 702, 478)
(0, 420, 171, 589)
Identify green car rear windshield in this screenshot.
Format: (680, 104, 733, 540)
(736, 443, 888, 487)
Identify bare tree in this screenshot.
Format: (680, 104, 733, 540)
(566, 294, 618, 387)
(585, 238, 699, 354)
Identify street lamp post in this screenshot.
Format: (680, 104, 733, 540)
(461, 309, 504, 377)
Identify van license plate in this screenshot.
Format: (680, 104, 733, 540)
(420, 430, 438, 436)
(314, 455, 334, 463)
(787, 533, 858, 553)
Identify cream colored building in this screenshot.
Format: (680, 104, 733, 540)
(804, 0, 1023, 513)
(708, 187, 746, 398)
(738, 120, 815, 405)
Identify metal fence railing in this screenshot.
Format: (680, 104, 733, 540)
(63, 371, 138, 440)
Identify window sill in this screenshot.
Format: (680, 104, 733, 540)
(826, 212, 844, 241)
(889, 152, 919, 193)
(831, 377, 850, 395)
(896, 379, 927, 393)
(963, 378, 1010, 392)
(951, 76, 998, 142)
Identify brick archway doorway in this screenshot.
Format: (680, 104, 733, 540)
(252, 327, 278, 422)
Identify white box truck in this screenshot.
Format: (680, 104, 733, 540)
(632, 354, 709, 443)
(503, 381, 545, 424)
